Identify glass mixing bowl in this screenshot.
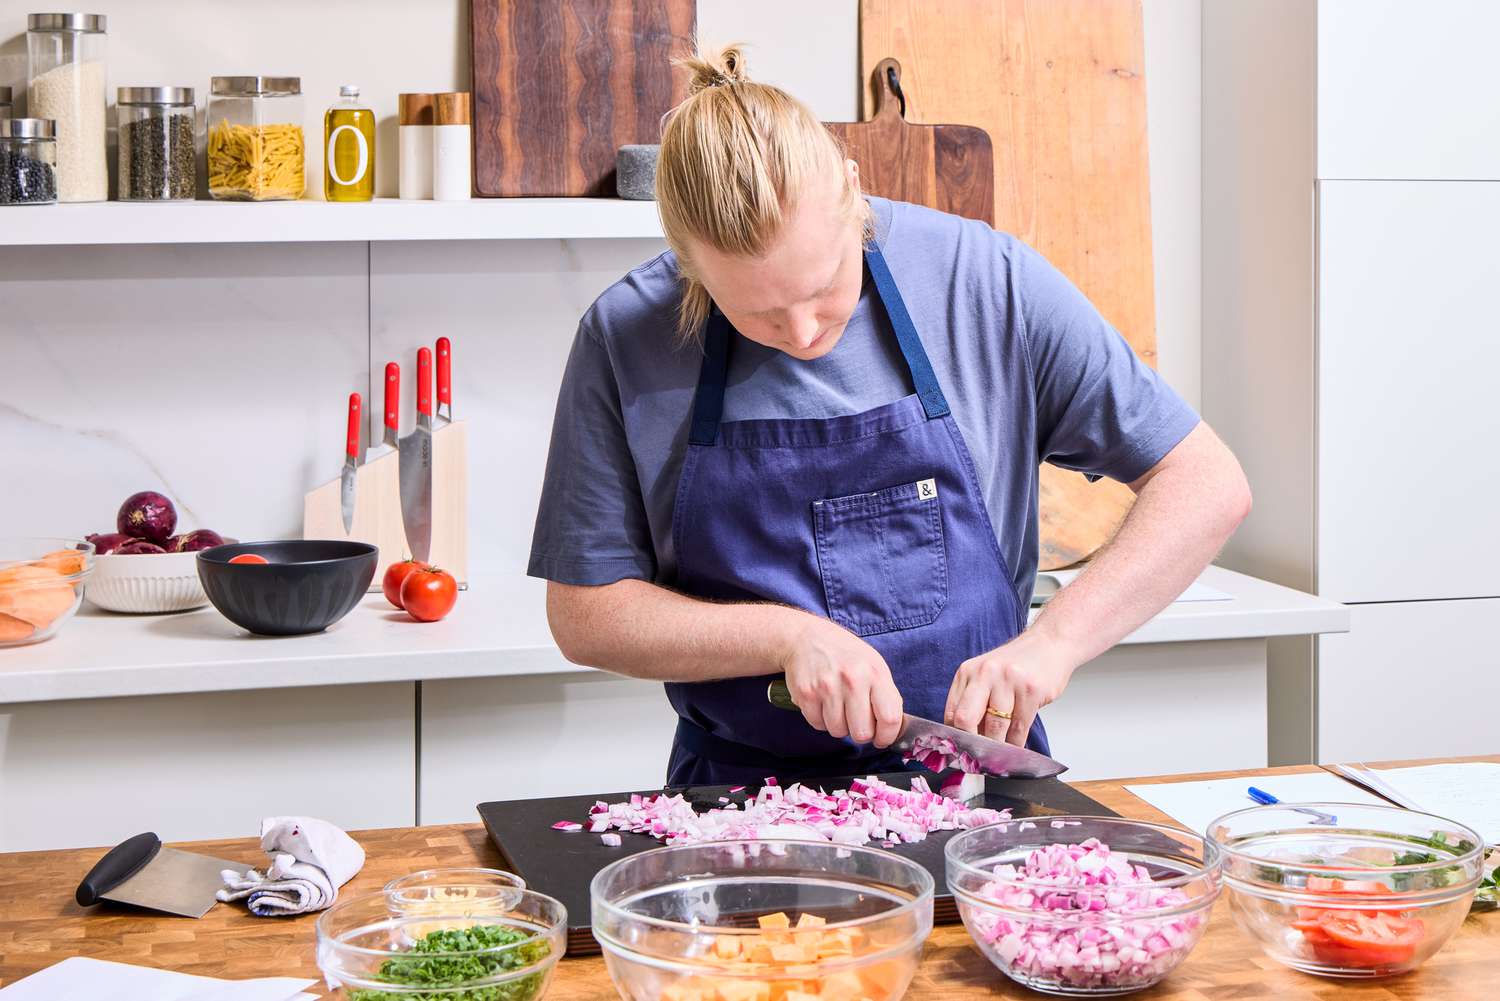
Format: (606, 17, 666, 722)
(591, 839, 934, 1001)
(946, 816, 1221, 996)
(1207, 803, 1483, 978)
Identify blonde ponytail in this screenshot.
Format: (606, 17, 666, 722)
(656, 43, 869, 341)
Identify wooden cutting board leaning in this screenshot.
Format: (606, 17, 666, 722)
(470, 0, 695, 196)
(823, 58, 993, 228)
(860, 0, 1159, 569)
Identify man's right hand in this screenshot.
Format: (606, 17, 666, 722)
(779, 615, 904, 748)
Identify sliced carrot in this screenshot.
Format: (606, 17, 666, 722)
(39, 549, 86, 576)
(0, 612, 34, 643)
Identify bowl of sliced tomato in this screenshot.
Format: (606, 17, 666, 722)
(1207, 803, 1484, 978)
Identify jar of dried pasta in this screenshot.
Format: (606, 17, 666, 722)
(207, 76, 304, 201)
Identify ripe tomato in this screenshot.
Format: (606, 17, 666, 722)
(400, 565, 457, 622)
(1311, 911, 1424, 967)
(228, 553, 269, 565)
(382, 559, 424, 609)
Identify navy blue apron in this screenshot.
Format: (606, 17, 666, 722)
(665, 240, 1049, 786)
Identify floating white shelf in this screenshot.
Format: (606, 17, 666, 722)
(0, 567, 1348, 705)
(1, 197, 666, 246)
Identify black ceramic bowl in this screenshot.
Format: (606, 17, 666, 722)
(197, 540, 378, 636)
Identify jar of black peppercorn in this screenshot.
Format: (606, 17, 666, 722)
(0, 117, 58, 205)
(117, 86, 196, 201)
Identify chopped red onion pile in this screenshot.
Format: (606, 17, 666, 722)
(968, 838, 1205, 991)
(902, 733, 983, 775)
(557, 775, 1010, 848)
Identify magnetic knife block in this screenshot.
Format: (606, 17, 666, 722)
(302, 420, 469, 587)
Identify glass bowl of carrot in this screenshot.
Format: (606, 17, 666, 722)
(591, 840, 933, 1001)
(0, 537, 94, 647)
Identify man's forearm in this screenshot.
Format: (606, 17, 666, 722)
(546, 578, 810, 682)
(1028, 422, 1252, 668)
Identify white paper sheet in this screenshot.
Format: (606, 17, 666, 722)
(1124, 771, 1387, 836)
(1339, 762, 1500, 843)
(0, 957, 316, 1001)
(1042, 569, 1232, 602)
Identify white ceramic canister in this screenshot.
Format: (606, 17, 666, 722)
(399, 92, 435, 199)
(432, 92, 470, 202)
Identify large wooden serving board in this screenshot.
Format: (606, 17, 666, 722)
(470, 0, 695, 196)
(824, 58, 993, 228)
(861, 0, 1158, 568)
(479, 773, 1115, 956)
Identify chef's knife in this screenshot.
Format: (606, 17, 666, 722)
(767, 678, 1067, 779)
(340, 392, 362, 535)
(76, 831, 244, 918)
(436, 336, 452, 424)
(383, 362, 400, 450)
(397, 346, 434, 562)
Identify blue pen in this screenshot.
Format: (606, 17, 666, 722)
(1247, 786, 1337, 825)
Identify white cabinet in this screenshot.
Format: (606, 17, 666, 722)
(1318, 0, 1500, 179)
(1318, 599, 1500, 761)
(1204, 2, 1500, 762)
(1317, 182, 1500, 604)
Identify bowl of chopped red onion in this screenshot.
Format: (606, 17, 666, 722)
(1207, 803, 1482, 979)
(945, 817, 1221, 996)
(591, 839, 933, 1001)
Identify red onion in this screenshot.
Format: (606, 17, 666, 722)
(117, 491, 177, 543)
(167, 529, 225, 553)
(572, 775, 1010, 848)
(85, 532, 134, 555)
(903, 733, 983, 775)
(551, 821, 583, 832)
(113, 540, 167, 555)
(968, 838, 1205, 991)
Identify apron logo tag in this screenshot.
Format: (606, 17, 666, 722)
(916, 478, 938, 500)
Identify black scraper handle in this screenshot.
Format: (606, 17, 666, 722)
(76, 832, 161, 906)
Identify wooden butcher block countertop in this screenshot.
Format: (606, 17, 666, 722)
(0, 757, 1494, 1000)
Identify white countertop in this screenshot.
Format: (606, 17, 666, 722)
(0, 565, 1347, 705)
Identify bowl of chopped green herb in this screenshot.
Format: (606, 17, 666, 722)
(316, 888, 566, 1001)
(1208, 803, 1484, 979)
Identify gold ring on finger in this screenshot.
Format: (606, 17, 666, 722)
(985, 706, 1013, 721)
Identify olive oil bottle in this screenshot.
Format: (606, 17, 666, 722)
(324, 84, 374, 201)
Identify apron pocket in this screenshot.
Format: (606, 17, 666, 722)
(812, 479, 949, 636)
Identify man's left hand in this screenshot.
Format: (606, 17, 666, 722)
(943, 632, 1077, 746)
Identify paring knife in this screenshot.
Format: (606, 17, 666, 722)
(436, 336, 452, 424)
(76, 831, 244, 918)
(397, 346, 435, 562)
(383, 362, 400, 451)
(341, 392, 362, 535)
(767, 678, 1067, 779)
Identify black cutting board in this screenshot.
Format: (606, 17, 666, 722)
(478, 772, 1117, 956)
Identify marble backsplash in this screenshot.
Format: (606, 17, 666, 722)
(0, 238, 667, 581)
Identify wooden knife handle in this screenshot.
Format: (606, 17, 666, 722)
(76, 831, 161, 906)
(766, 678, 798, 712)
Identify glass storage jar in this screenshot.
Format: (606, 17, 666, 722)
(207, 76, 305, 201)
(0, 118, 58, 205)
(117, 87, 196, 201)
(26, 12, 107, 202)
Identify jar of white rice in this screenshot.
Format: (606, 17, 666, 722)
(26, 12, 108, 203)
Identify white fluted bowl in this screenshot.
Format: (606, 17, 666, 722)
(88, 549, 209, 613)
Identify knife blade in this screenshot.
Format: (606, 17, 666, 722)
(383, 361, 400, 450)
(397, 347, 434, 562)
(766, 678, 1067, 779)
(436, 336, 452, 424)
(341, 392, 362, 535)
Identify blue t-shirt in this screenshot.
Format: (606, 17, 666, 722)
(528, 197, 1199, 603)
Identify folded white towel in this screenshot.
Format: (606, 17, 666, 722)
(217, 816, 365, 917)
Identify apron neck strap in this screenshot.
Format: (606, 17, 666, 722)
(687, 240, 950, 446)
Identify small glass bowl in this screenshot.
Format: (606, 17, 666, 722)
(0, 537, 94, 647)
(591, 839, 933, 1001)
(1207, 803, 1483, 978)
(384, 867, 528, 919)
(316, 889, 566, 1000)
(945, 816, 1222, 996)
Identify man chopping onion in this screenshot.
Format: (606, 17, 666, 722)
(529, 47, 1250, 786)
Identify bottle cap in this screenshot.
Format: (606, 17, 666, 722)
(340, 84, 359, 98)
(435, 92, 471, 126)
(399, 92, 435, 126)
